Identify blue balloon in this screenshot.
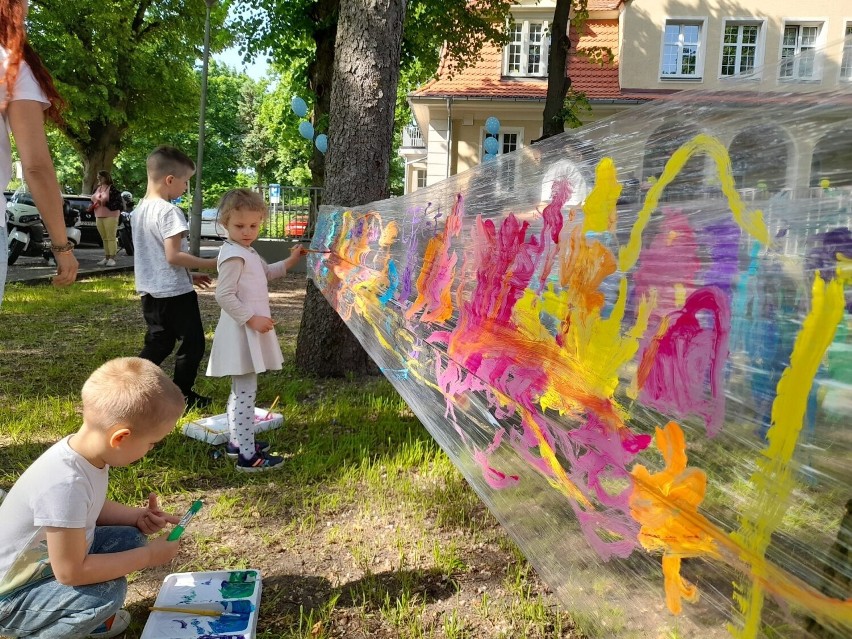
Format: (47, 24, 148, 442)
(315, 133, 328, 154)
(291, 96, 308, 118)
(485, 116, 501, 135)
(298, 121, 315, 140)
(483, 152, 496, 162)
(483, 136, 499, 155)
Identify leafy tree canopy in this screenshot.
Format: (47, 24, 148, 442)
(27, 0, 231, 191)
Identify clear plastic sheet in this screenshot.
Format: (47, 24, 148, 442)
(307, 48, 852, 638)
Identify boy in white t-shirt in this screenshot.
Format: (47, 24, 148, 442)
(134, 146, 217, 409)
(0, 358, 187, 638)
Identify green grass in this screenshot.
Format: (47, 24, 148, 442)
(0, 276, 586, 638)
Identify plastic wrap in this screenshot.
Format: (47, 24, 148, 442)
(306, 58, 851, 638)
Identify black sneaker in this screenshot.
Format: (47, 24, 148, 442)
(225, 440, 270, 459)
(235, 451, 284, 473)
(184, 391, 212, 410)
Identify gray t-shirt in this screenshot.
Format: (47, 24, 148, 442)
(133, 197, 194, 298)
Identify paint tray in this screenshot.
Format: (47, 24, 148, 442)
(141, 569, 262, 639)
(181, 408, 283, 445)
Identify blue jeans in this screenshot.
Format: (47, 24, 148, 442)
(0, 526, 146, 638)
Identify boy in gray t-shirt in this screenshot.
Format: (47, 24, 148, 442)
(133, 146, 217, 409)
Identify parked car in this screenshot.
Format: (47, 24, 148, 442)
(200, 208, 225, 239)
(64, 194, 101, 246)
(285, 214, 309, 237)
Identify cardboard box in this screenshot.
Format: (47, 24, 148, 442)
(182, 409, 283, 445)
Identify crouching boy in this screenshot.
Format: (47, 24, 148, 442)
(0, 357, 187, 638)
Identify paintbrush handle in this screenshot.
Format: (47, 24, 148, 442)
(149, 605, 221, 617)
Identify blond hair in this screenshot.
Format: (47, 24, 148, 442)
(216, 188, 267, 228)
(146, 145, 195, 181)
(82, 357, 185, 431)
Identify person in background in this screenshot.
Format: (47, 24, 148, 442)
(0, 357, 185, 638)
(89, 170, 123, 266)
(206, 188, 307, 471)
(0, 0, 78, 302)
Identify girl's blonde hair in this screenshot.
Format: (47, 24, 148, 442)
(217, 188, 267, 228)
(82, 357, 185, 431)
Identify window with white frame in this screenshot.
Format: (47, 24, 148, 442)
(504, 18, 550, 77)
(841, 23, 852, 80)
(415, 169, 427, 189)
(721, 21, 761, 77)
(483, 129, 523, 157)
(661, 20, 704, 78)
(779, 23, 823, 80)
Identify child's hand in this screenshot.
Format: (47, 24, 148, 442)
(136, 493, 181, 535)
(147, 536, 181, 567)
(290, 245, 308, 258)
(247, 315, 275, 333)
(192, 273, 213, 289)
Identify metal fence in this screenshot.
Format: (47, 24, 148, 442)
(261, 186, 323, 240)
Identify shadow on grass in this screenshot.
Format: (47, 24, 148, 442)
(260, 567, 457, 615)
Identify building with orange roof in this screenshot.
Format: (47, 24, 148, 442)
(401, 0, 852, 196)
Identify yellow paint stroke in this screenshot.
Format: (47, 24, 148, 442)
(583, 157, 621, 233)
(520, 406, 594, 509)
(729, 270, 850, 639)
(618, 134, 770, 273)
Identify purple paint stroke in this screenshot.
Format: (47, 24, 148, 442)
(632, 210, 700, 322)
(701, 218, 741, 292)
(473, 429, 520, 489)
(638, 286, 731, 437)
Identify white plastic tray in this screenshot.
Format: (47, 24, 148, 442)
(182, 409, 283, 445)
(141, 569, 262, 639)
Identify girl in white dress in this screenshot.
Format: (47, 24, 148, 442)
(207, 189, 306, 472)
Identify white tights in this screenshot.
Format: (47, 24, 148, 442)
(228, 373, 258, 459)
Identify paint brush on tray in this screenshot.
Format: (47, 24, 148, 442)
(149, 600, 253, 617)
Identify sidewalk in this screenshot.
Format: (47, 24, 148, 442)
(6, 242, 220, 285)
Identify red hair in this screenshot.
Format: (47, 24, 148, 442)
(0, 0, 64, 124)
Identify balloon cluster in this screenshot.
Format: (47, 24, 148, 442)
(291, 96, 328, 155)
(483, 116, 501, 162)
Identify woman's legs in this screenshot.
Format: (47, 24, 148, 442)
(228, 372, 258, 459)
(0, 526, 145, 638)
(95, 217, 119, 259)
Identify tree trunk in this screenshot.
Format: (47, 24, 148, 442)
(73, 120, 125, 193)
(295, 0, 407, 377)
(535, 0, 573, 143)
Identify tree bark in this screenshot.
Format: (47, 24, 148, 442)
(295, 0, 407, 377)
(75, 120, 124, 193)
(535, 0, 572, 143)
(307, 0, 339, 195)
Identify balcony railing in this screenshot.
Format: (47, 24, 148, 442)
(402, 124, 425, 148)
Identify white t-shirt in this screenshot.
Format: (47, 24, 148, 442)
(133, 197, 194, 298)
(0, 47, 50, 211)
(0, 436, 109, 599)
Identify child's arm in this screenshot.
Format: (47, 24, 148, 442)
(45, 526, 179, 587)
(268, 245, 307, 280)
(163, 234, 217, 270)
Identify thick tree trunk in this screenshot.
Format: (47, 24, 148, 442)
(535, 0, 573, 143)
(295, 0, 407, 377)
(75, 120, 124, 193)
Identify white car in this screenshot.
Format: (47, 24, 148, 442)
(200, 208, 225, 239)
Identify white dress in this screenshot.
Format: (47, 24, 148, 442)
(207, 241, 286, 376)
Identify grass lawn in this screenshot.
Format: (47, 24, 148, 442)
(0, 274, 588, 639)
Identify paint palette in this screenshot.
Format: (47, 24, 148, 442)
(141, 569, 262, 639)
(182, 409, 283, 445)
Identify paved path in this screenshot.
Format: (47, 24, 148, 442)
(6, 241, 221, 284)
